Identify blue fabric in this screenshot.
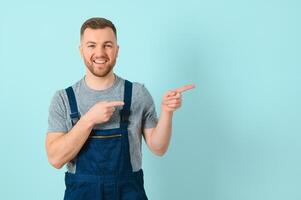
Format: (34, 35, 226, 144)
(64, 170, 146, 200)
(120, 80, 132, 128)
(65, 86, 80, 125)
(64, 80, 148, 200)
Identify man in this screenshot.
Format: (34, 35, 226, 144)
(46, 17, 194, 200)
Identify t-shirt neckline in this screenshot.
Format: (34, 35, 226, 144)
(81, 74, 121, 94)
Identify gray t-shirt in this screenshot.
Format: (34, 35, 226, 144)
(47, 74, 158, 172)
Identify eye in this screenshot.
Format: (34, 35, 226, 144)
(104, 44, 113, 48)
(88, 45, 95, 48)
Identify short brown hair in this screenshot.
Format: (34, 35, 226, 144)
(80, 17, 117, 39)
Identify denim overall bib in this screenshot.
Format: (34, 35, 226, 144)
(63, 80, 148, 200)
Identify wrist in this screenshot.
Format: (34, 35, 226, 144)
(161, 104, 175, 114)
(80, 114, 95, 129)
(161, 109, 174, 117)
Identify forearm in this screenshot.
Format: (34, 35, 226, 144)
(149, 111, 173, 156)
(47, 101, 124, 169)
(47, 116, 94, 169)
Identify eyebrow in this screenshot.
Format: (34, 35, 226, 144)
(85, 41, 114, 45)
(86, 41, 96, 45)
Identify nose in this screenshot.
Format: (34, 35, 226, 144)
(95, 46, 106, 57)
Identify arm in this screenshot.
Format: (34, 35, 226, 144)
(45, 101, 124, 169)
(45, 116, 93, 169)
(144, 85, 195, 156)
(143, 111, 173, 156)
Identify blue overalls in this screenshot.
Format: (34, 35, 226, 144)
(63, 80, 148, 200)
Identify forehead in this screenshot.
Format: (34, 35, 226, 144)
(81, 27, 116, 43)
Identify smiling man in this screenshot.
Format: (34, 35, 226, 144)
(45, 17, 194, 200)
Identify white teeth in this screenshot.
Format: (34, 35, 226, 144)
(94, 59, 106, 64)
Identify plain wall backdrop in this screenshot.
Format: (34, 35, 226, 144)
(0, 0, 300, 199)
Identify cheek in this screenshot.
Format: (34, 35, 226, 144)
(82, 55, 92, 64)
(83, 50, 93, 60)
(108, 49, 118, 58)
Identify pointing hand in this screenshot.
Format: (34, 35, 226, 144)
(161, 84, 195, 113)
(85, 101, 125, 125)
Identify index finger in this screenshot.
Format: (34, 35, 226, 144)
(174, 84, 195, 93)
(106, 101, 125, 107)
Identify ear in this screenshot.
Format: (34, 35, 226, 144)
(116, 45, 119, 58)
(79, 45, 83, 58)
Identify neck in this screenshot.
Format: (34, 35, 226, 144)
(85, 71, 116, 91)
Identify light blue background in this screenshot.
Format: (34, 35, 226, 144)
(0, 0, 300, 199)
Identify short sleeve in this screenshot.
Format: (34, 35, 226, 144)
(140, 85, 158, 129)
(47, 90, 68, 133)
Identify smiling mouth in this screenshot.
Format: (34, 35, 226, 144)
(93, 59, 107, 64)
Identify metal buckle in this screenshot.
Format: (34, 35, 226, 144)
(70, 112, 80, 125)
(70, 112, 79, 119)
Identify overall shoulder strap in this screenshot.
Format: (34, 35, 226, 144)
(65, 86, 80, 126)
(120, 80, 132, 128)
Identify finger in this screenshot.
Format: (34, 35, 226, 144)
(107, 101, 125, 107)
(165, 91, 176, 97)
(164, 99, 180, 105)
(174, 84, 195, 93)
(165, 93, 181, 100)
(167, 103, 181, 108)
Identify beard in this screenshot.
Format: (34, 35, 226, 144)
(84, 57, 116, 78)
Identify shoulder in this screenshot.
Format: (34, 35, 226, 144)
(130, 81, 155, 105)
(50, 79, 83, 108)
(132, 81, 147, 94)
(116, 75, 150, 96)
(116, 75, 154, 104)
(125, 79, 152, 99)
(50, 89, 66, 106)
